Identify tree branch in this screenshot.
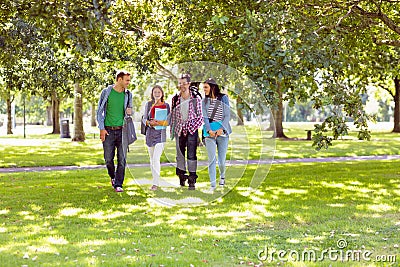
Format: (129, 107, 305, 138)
(377, 82, 394, 98)
(352, 5, 400, 35)
(155, 61, 177, 80)
(313, 5, 354, 35)
(373, 38, 400, 47)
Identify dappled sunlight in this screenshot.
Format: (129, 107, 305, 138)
(248, 194, 270, 205)
(235, 186, 254, 197)
(0, 209, 10, 214)
(26, 245, 57, 254)
(1, 138, 104, 167)
(78, 240, 108, 247)
(358, 203, 395, 212)
(147, 197, 206, 206)
(327, 203, 345, 208)
(18, 210, 36, 221)
(168, 214, 194, 224)
(22, 224, 46, 235)
(79, 210, 130, 220)
(276, 188, 308, 195)
(320, 181, 345, 188)
(294, 215, 307, 225)
(47, 236, 69, 245)
(58, 207, 86, 217)
(0, 159, 399, 265)
(373, 188, 391, 197)
(287, 238, 301, 244)
(248, 204, 274, 218)
(224, 210, 256, 222)
(128, 169, 243, 207)
(120, 204, 144, 213)
(194, 226, 234, 238)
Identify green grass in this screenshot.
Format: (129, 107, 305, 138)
(0, 161, 399, 266)
(2, 124, 400, 168)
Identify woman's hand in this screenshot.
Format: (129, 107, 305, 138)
(149, 119, 158, 127)
(215, 129, 224, 137)
(208, 130, 216, 138)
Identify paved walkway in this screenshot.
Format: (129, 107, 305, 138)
(1, 155, 400, 173)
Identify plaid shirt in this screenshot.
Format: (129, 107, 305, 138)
(170, 95, 203, 139)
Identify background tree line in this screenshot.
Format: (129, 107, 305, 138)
(0, 0, 399, 149)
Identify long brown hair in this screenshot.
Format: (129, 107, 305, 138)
(151, 85, 165, 103)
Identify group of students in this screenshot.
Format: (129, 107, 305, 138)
(96, 70, 231, 192)
(143, 73, 232, 191)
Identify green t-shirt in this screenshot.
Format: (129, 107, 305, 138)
(105, 89, 125, 127)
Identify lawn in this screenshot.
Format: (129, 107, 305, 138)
(0, 161, 399, 266)
(1, 123, 400, 168)
(0, 122, 399, 266)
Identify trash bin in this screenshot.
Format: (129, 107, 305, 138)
(60, 119, 71, 138)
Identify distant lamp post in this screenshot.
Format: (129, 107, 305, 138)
(22, 82, 26, 139)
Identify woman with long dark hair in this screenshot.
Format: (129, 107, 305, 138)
(201, 78, 232, 190)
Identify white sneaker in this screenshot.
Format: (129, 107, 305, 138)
(205, 186, 216, 193)
(115, 187, 124, 193)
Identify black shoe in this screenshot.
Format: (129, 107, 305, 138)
(179, 174, 188, 186)
(188, 173, 197, 190)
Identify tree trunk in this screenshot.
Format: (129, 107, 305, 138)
(6, 97, 13, 135)
(265, 115, 274, 131)
(91, 102, 97, 127)
(236, 96, 244, 126)
(72, 83, 85, 142)
(392, 77, 400, 132)
(272, 81, 287, 138)
(45, 105, 52, 126)
(51, 91, 61, 134)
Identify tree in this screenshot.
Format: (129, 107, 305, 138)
(293, 0, 400, 147)
(0, 17, 43, 134)
(362, 46, 400, 132)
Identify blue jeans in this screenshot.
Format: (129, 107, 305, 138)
(103, 129, 127, 188)
(205, 136, 229, 187)
(175, 130, 198, 176)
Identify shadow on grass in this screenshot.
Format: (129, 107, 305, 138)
(0, 161, 399, 266)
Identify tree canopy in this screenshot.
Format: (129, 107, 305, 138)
(1, 0, 400, 147)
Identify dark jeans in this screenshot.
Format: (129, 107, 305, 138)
(175, 130, 198, 176)
(103, 129, 126, 188)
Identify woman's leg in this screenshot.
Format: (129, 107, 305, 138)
(147, 146, 156, 185)
(216, 136, 229, 184)
(151, 142, 164, 186)
(205, 137, 217, 187)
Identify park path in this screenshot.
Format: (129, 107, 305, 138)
(1, 155, 400, 173)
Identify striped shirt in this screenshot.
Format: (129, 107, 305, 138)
(207, 98, 224, 121)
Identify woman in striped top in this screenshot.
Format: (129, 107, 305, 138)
(201, 78, 232, 190)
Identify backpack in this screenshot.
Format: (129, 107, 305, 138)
(141, 101, 153, 135)
(171, 83, 202, 115)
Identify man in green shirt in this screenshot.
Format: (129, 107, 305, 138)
(97, 70, 132, 192)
